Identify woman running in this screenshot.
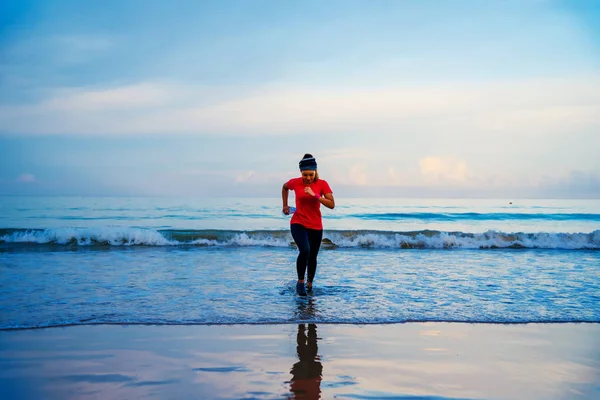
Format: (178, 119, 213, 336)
(282, 154, 335, 295)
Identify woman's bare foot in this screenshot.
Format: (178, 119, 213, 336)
(296, 280, 307, 296)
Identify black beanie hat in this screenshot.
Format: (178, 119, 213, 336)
(299, 154, 317, 171)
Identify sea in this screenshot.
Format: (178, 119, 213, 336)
(0, 196, 598, 330)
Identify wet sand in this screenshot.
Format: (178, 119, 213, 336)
(1, 323, 599, 399)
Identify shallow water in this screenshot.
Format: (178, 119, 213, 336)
(1, 196, 598, 329)
(1, 246, 598, 329)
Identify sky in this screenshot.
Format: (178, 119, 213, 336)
(1, 0, 599, 198)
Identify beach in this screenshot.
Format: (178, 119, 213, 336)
(3, 0, 600, 397)
(1, 322, 599, 399)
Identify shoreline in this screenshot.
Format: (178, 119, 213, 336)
(2, 322, 599, 399)
(2, 320, 600, 332)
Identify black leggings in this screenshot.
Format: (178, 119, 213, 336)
(290, 224, 323, 282)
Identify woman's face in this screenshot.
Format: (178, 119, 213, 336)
(302, 170, 316, 184)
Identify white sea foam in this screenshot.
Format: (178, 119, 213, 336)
(226, 233, 290, 247)
(189, 233, 289, 247)
(326, 230, 600, 249)
(0, 227, 174, 246)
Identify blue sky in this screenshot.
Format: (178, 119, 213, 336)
(1, 0, 599, 198)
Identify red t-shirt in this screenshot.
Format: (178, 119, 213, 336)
(287, 177, 333, 230)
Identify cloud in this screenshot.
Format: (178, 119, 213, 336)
(538, 170, 600, 198)
(16, 173, 37, 183)
(387, 167, 398, 182)
(419, 157, 470, 183)
(180, 168, 287, 185)
(1, 76, 599, 136)
(235, 171, 255, 183)
(44, 83, 176, 111)
(320, 148, 372, 161)
(331, 163, 369, 186)
(384, 166, 421, 187)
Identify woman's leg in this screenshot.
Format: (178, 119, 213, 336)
(290, 224, 310, 282)
(306, 228, 323, 287)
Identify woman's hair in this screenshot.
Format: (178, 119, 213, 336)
(300, 153, 319, 181)
(312, 170, 320, 182)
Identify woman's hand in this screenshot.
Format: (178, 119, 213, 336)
(304, 187, 316, 197)
(282, 205, 291, 215)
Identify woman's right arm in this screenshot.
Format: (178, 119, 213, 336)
(282, 183, 290, 215)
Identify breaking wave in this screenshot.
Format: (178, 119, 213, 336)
(1, 228, 598, 250)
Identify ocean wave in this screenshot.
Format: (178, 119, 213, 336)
(1, 228, 599, 250)
(0, 227, 175, 246)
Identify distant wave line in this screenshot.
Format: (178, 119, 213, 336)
(11, 212, 600, 222)
(345, 212, 600, 221)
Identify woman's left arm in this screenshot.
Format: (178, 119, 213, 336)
(319, 193, 335, 209)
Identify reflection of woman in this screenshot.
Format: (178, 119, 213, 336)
(289, 323, 322, 399)
(282, 154, 335, 296)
